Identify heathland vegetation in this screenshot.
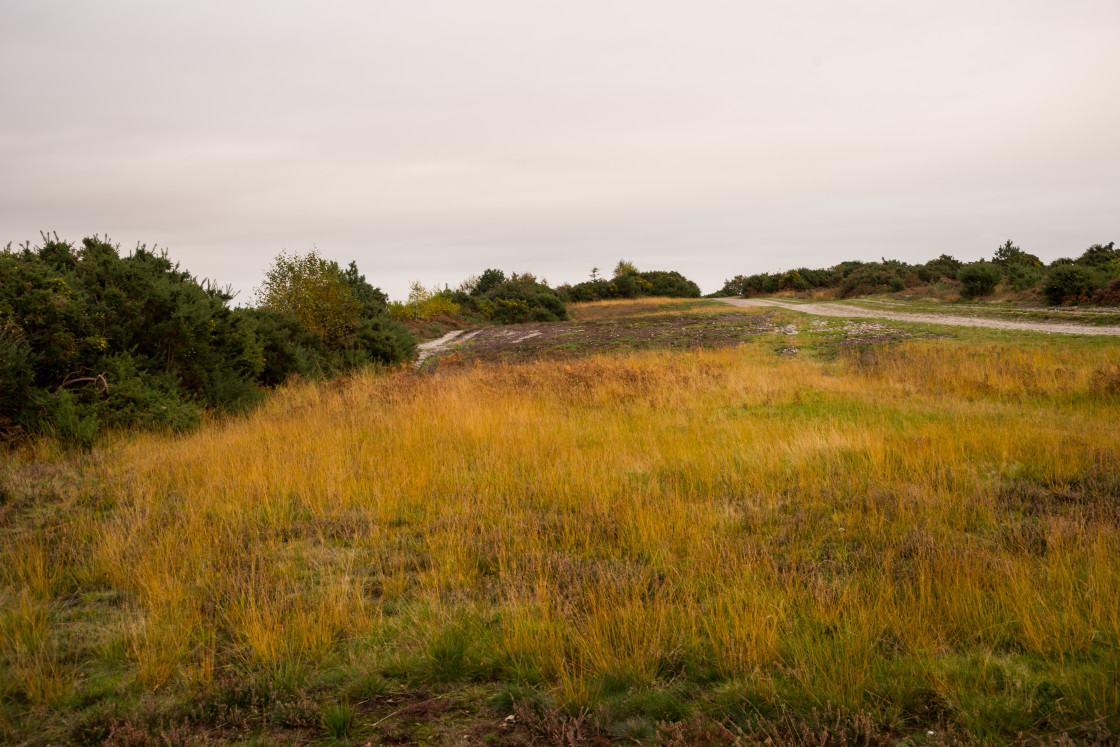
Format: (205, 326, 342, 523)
(1, 238, 702, 446)
(2, 238, 1119, 745)
(0, 238, 414, 446)
(718, 240, 1120, 305)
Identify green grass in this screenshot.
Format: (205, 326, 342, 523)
(833, 297, 1120, 326)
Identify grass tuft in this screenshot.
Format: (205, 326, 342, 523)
(321, 700, 356, 741)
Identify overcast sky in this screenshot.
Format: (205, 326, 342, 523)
(2, 1, 1118, 299)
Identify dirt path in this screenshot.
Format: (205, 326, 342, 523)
(414, 329, 482, 367)
(719, 298, 1120, 337)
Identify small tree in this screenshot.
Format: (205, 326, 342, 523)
(255, 250, 361, 347)
(1075, 242, 1117, 268)
(473, 268, 506, 296)
(992, 240, 1042, 274)
(613, 259, 638, 277)
(342, 260, 388, 315)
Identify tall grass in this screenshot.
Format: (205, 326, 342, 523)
(2, 336, 1119, 741)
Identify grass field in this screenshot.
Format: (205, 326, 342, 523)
(2, 301, 1119, 745)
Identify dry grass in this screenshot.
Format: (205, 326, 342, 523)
(2, 336, 1119, 743)
(567, 297, 721, 321)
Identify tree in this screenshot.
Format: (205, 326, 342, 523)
(613, 259, 638, 277)
(473, 268, 506, 296)
(255, 250, 362, 347)
(992, 240, 1042, 269)
(342, 260, 388, 315)
(1076, 242, 1117, 268)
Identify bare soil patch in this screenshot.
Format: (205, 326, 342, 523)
(443, 312, 779, 364)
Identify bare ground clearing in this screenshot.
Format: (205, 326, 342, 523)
(414, 306, 939, 368)
(416, 311, 779, 366)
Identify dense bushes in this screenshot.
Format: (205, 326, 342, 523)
(718, 240, 1119, 306)
(453, 271, 568, 323)
(1043, 265, 1095, 305)
(1044, 243, 1119, 305)
(0, 238, 413, 444)
(719, 258, 931, 299)
(559, 262, 701, 302)
(957, 262, 1002, 299)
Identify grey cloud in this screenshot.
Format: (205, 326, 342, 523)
(2, 1, 1118, 299)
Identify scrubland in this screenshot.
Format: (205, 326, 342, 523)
(2, 303, 1119, 745)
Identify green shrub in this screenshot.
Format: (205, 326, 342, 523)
(0, 237, 260, 442)
(957, 262, 1002, 299)
(642, 270, 701, 297)
(1006, 262, 1043, 292)
(0, 238, 412, 445)
(470, 274, 568, 323)
(42, 389, 99, 449)
(923, 254, 963, 281)
(992, 240, 1043, 270)
(389, 281, 460, 321)
(1074, 242, 1117, 269)
(779, 270, 810, 291)
(562, 265, 700, 301)
(1043, 265, 1095, 305)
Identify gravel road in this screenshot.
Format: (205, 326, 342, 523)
(719, 298, 1120, 337)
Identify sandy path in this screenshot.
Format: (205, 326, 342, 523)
(414, 329, 482, 367)
(719, 298, 1120, 337)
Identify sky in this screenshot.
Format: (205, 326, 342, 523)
(2, 1, 1118, 300)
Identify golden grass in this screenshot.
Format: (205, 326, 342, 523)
(2, 337, 1119, 737)
(567, 297, 720, 321)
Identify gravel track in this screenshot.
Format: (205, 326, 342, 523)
(720, 298, 1120, 337)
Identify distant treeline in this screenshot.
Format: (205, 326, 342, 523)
(386, 260, 702, 325)
(557, 261, 702, 302)
(717, 241, 1120, 305)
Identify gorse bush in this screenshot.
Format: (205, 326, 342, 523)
(450, 271, 569, 323)
(479, 274, 567, 323)
(0, 237, 412, 444)
(957, 261, 1002, 299)
(1044, 265, 1096, 305)
(1, 236, 258, 444)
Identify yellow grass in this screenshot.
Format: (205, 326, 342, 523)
(567, 297, 719, 320)
(2, 335, 1119, 738)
